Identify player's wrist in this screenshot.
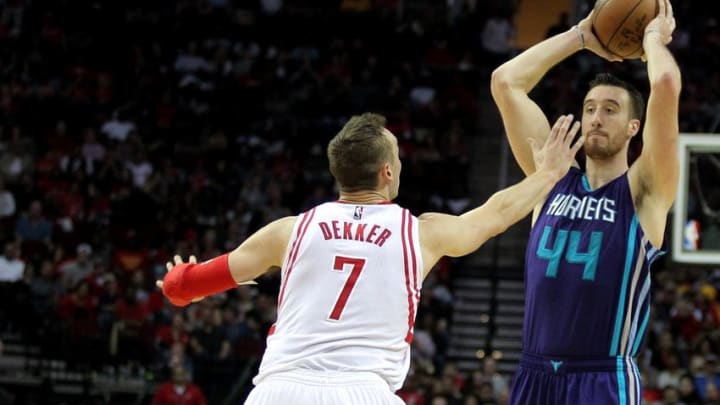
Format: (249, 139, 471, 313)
(643, 29, 664, 45)
(572, 25, 586, 50)
(161, 253, 236, 306)
(536, 167, 564, 183)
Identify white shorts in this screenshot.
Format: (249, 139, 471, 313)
(244, 370, 405, 405)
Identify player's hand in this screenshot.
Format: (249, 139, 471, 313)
(576, 10, 623, 62)
(644, 0, 675, 47)
(530, 114, 585, 180)
(156, 254, 206, 306)
(639, 0, 675, 62)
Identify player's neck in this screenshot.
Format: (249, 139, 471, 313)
(338, 190, 391, 204)
(584, 157, 628, 189)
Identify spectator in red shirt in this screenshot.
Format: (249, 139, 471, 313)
(151, 366, 207, 405)
(56, 279, 98, 333)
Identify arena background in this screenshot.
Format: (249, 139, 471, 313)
(0, 0, 718, 404)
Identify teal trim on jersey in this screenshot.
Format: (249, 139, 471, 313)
(632, 308, 650, 356)
(581, 175, 592, 192)
(628, 275, 651, 352)
(617, 357, 627, 405)
(610, 215, 639, 356)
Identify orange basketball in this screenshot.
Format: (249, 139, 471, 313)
(591, 0, 659, 59)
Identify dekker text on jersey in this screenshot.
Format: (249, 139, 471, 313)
(318, 221, 393, 247)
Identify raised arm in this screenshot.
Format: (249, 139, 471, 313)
(419, 115, 584, 277)
(629, 0, 681, 246)
(490, 12, 620, 175)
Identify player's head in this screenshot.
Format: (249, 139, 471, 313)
(582, 73, 644, 161)
(328, 113, 401, 200)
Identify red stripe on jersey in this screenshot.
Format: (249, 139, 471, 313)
(268, 324, 276, 336)
(278, 208, 316, 307)
(407, 209, 420, 326)
(401, 209, 415, 344)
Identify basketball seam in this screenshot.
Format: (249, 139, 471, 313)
(605, 0, 644, 57)
(592, 0, 610, 47)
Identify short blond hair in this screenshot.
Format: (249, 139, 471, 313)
(327, 113, 392, 192)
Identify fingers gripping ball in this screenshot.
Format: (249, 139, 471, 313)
(591, 0, 658, 59)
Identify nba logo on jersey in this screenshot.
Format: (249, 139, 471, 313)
(353, 206, 364, 220)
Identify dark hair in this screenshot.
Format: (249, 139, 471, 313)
(327, 113, 392, 192)
(588, 73, 645, 120)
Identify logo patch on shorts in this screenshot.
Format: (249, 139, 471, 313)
(551, 360, 563, 372)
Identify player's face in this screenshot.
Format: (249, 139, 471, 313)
(581, 85, 634, 161)
(384, 130, 402, 200)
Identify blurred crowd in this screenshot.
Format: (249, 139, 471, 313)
(0, 0, 718, 404)
(641, 268, 720, 405)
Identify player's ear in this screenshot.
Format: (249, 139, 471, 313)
(385, 162, 393, 178)
(379, 162, 392, 182)
(627, 119, 640, 138)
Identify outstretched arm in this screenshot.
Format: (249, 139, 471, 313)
(419, 115, 584, 276)
(491, 11, 620, 175)
(157, 216, 296, 306)
(629, 0, 681, 247)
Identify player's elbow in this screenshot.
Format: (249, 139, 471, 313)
(485, 195, 512, 237)
(491, 66, 512, 98)
(651, 70, 682, 97)
(488, 215, 510, 238)
(491, 65, 531, 104)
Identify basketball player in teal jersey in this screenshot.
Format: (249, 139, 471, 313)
(490, 0, 680, 404)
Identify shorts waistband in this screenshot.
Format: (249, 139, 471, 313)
(520, 352, 636, 374)
(259, 369, 389, 387)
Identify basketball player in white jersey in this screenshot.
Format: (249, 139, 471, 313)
(157, 112, 584, 404)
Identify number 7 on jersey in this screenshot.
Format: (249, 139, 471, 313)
(328, 256, 366, 321)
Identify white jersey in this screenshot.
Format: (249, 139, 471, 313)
(253, 201, 423, 391)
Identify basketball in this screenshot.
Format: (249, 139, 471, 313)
(591, 0, 659, 59)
